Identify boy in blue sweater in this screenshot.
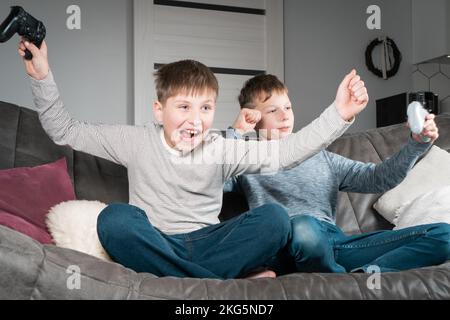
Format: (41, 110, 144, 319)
(225, 74, 450, 275)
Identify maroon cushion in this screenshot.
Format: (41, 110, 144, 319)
(0, 210, 53, 244)
(0, 158, 76, 244)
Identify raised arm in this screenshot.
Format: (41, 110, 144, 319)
(19, 40, 139, 166)
(221, 70, 369, 179)
(330, 116, 438, 193)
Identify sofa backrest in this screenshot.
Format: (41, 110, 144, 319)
(0, 101, 129, 205)
(1, 101, 450, 235)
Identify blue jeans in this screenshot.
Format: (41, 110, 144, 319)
(97, 203, 291, 279)
(269, 215, 450, 274)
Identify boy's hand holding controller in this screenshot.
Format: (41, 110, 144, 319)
(18, 38, 49, 80)
(335, 70, 369, 121)
(232, 108, 262, 135)
(407, 101, 439, 144)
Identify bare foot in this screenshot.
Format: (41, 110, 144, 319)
(245, 270, 276, 279)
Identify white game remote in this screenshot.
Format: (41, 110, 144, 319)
(407, 101, 431, 142)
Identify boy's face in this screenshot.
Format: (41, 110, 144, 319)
(253, 91, 294, 140)
(153, 90, 216, 152)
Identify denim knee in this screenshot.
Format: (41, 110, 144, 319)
(290, 215, 328, 257)
(427, 223, 450, 261)
(97, 203, 143, 241)
(253, 203, 291, 244)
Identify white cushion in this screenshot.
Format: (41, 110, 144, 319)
(393, 185, 450, 229)
(373, 146, 450, 223)
(46, 200, 112, 261)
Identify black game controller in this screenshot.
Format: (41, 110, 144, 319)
(0, 6, 46, 60)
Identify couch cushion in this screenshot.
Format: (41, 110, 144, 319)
(1, 225, 449, 300)
(0, 102, 20, 170)
(0, 102, 129, 205)
(0, 157, 76, 244)
(0, 210, 53, 244)
(73, 151, 129, 204)
(393, 185, 450, 229)
(14, 105, 75, 180)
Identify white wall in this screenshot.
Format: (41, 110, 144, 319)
(0, 0, 133, 124)
(284, 0, 414, 133)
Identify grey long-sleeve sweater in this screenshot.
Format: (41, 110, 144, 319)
(30, 71, 353, 234)
(225, 129, 431, 225)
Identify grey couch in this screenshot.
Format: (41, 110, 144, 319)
(1, 100, 449, 300)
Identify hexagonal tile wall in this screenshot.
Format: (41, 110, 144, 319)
(413, 63, 450, 114)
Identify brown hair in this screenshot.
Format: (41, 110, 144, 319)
(238, 74, 288, 109)
(154, 60, 219, 104)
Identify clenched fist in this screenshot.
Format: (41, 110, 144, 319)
(18, 38, 49, 80)
(232, 108, 262, 135)
(334, 70, 369, 121)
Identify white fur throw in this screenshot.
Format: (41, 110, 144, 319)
(46, 200, 112, 262)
